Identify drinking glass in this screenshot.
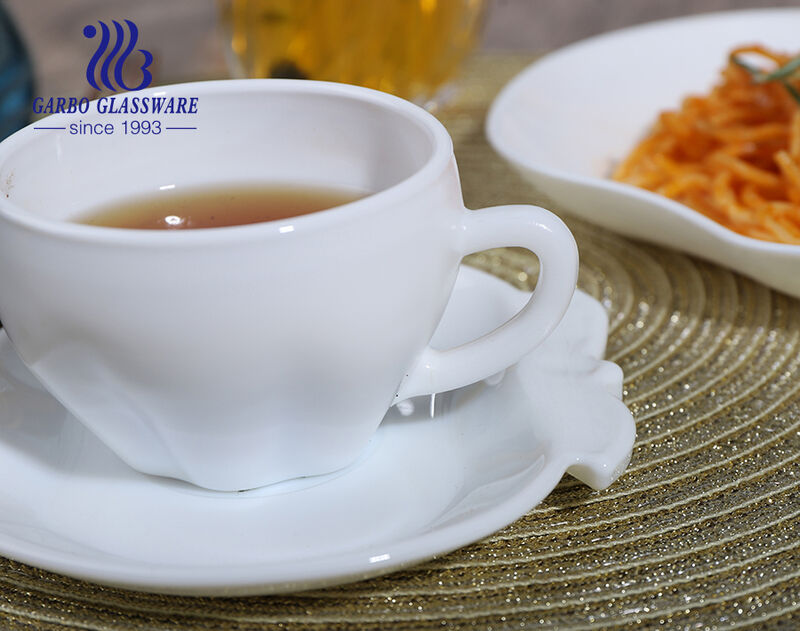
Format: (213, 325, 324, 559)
(217, 0, 487, 108)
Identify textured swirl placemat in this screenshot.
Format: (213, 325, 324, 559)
(1, 54, 798, 630)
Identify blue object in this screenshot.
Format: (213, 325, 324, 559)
(0, 2, 33, 140)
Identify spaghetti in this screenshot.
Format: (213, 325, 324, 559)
(613, 45, 800, 244)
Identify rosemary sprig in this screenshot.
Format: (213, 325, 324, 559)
(731, 52, 800, 106)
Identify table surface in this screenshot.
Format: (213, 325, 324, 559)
(1, 3, 799, 630)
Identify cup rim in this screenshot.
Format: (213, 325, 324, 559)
(0, 79, 454, 244)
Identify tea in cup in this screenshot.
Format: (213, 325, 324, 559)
(0, 80, 577, 491)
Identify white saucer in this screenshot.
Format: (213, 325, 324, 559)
(0, 267, 634, 596)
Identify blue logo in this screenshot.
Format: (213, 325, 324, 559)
(83, 20, 153, 92)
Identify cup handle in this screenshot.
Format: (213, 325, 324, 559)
(395, 205, 579, 401)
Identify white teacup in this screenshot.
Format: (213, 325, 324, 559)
(0, 80, 578, 491)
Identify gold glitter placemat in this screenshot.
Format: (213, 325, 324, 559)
(1, 54, 798, 630)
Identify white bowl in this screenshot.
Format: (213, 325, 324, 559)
(487, 8, 800, 297)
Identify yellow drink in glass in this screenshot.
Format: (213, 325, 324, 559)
(218, 0, 486, 107)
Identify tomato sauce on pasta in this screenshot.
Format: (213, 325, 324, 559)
(614, 46, 800, 244)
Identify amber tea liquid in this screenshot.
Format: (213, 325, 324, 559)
(218, 0, 486, 104)
(74, 185, 365, 229)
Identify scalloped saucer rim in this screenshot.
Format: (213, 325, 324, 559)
(0, 266, 634, 595)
